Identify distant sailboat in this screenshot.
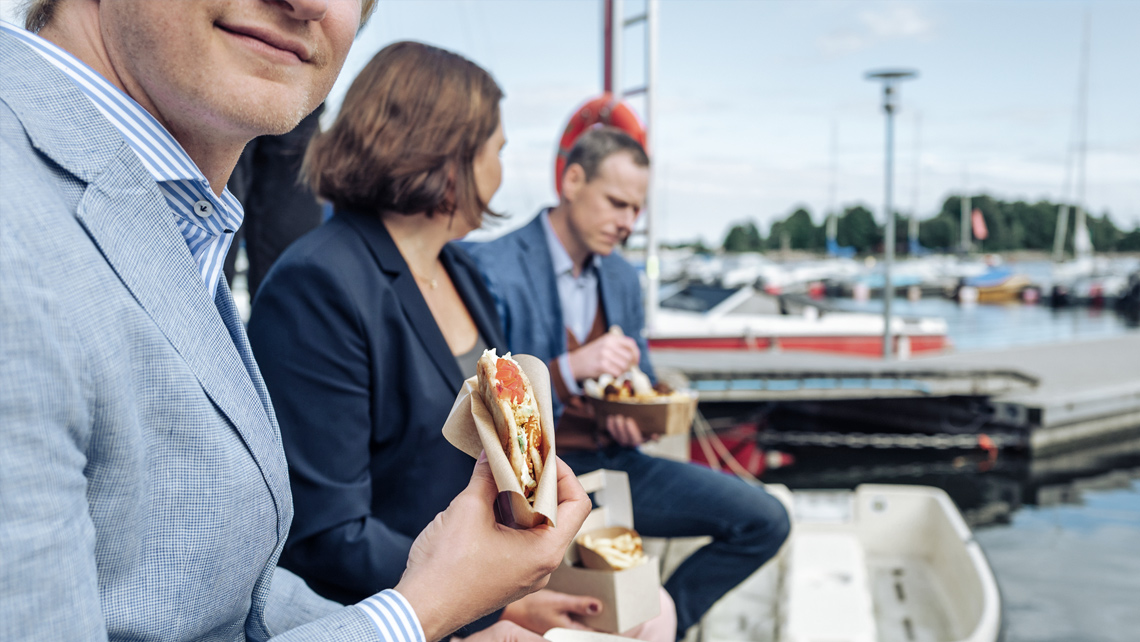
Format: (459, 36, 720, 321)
(1054, 11, 1094, 265)
(1048, 11, 1125, 307)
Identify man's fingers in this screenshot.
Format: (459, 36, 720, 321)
(625, 417, 643, 446)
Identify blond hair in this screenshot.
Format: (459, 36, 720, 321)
(22, 0, 379, 33)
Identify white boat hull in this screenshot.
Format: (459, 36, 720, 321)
(698, 484, 1001, 642)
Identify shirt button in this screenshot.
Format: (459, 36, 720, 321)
(194, 200, 214, 218)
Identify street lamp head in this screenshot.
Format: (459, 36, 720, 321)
(865, 69, 919, 82)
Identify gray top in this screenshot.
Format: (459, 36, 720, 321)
(455, 334, 489, 380)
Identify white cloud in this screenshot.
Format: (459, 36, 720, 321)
(818, 2, 934, 56)
(860, 4, 933, 39)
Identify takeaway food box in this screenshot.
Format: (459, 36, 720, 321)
(545, 470, 661, 633)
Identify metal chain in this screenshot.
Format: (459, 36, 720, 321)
(755, 430, 1023, 450)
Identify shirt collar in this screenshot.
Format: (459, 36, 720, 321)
(540, 208, 601, 278)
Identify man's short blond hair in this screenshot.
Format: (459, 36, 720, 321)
(22, 0, 379, 33)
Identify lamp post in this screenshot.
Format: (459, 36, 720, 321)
(866, 69, 917, 360)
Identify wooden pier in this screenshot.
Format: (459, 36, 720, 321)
(653, 334, 1140, 453)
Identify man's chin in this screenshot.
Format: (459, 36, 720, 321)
(219, 84, 316, 137)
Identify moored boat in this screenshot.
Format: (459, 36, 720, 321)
(650, 284, 949, 357)
(699, 484, 1001, 642)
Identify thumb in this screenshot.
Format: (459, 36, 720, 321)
(555, 592, 603, 616)
(464, 453, 499, 502)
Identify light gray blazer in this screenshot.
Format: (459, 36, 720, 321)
(0, 30, 381, 641)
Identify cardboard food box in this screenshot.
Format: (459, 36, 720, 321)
(544, 470, 662, 634)
(587, 393, 697, 437)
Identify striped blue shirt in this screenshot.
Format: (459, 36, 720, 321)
(2, 22, 240, 299)
(3, 22, 425, 642)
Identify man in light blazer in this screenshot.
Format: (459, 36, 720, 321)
(0, 2, 589, 641)
(465, 128, 791, 641)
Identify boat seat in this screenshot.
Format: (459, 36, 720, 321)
(783, 531, 877, 642)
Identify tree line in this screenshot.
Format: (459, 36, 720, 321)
(716, 195, 1140, 255)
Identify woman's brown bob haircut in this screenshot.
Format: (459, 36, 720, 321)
(304, 41, 504, 226)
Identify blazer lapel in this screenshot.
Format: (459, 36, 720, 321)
(74, 149, 290, 536)
(341, 211, 465, 387)
(597, 257, 625, 333)
(517, 215, 567, 355)
(444, 246, 507, 354)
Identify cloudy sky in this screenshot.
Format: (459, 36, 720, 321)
(333, 0, 1140, 245)
(6, 0, 1137, 246)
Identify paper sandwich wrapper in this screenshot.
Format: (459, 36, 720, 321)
(443, 353, 558, 529)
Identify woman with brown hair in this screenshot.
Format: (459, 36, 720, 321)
(248, 42, 674, 641)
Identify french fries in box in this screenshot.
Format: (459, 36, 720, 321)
(545, 470, 661, 633)
(576, 526, 648, 571)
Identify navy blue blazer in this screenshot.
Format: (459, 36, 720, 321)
(248, 209, 507, 605)
(464, 212, 654, 421)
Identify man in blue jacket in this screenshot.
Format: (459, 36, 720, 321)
(467, 128, 790, 641)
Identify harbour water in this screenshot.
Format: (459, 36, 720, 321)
(756, 299, 1140, 641)
(828, 296, 1139, 354)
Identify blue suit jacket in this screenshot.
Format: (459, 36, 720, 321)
(0, 31, 378, 641)
(248, 210, 508, 605)
(464, 213, 654, 421)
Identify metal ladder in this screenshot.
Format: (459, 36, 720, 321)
(603, 0, 661, 331)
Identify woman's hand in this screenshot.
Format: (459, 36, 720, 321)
(500, 589, 602, 634)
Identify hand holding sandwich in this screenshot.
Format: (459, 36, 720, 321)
(395, 455, 591, 642)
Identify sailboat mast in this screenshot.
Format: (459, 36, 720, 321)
(1073, 11, 1091, 257)
(910, 112, 921, 252)
(828, 120, 838, 243)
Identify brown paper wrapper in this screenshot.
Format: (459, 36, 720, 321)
(443, 354, 558, 529)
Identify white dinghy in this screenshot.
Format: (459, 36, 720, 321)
(692, 484, 1001, 642)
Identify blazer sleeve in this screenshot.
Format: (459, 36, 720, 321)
(0, 207, 108, 640)
(248, 257, 413, 600)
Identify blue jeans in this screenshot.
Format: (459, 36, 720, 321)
(560, 445, 790, 640)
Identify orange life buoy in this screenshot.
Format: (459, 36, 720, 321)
(554, 93, 647, 195)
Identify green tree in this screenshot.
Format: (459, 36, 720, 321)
(723, 221, 763, 253)
(837, 205, 880, 254)
(784, 207, 825, 251)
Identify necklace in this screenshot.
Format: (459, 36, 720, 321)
(409, 262, 441, 289)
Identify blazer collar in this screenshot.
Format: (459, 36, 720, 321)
(338, 209, 471, 388)
(3, 33, 290, 535)
(0, 31, 122, 185)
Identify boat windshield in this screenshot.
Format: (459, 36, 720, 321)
(661, 284, 739, 313)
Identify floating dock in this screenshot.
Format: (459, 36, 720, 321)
(653, 334, 1140, 454)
